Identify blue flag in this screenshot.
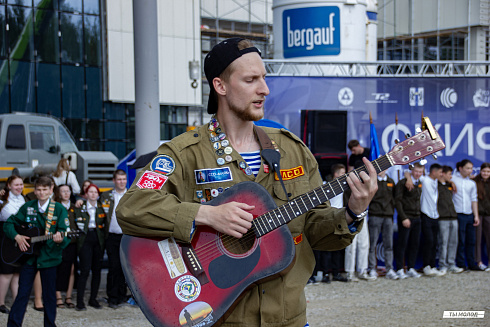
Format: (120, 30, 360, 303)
(370, 122, 380, 161)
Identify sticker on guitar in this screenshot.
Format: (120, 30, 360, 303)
(158, 238, 187, 278)
(174, 275, 201, 302)
(179, 302, 214, 327)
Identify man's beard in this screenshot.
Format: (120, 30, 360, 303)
(228, 100, 264, 122)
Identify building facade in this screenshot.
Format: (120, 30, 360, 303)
(0, 0, 486, 159)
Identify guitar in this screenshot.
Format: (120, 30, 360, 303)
(1, 225, 84, 266)
(120, 117, 446, 327)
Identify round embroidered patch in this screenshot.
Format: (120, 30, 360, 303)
(150, 155, 176, 175)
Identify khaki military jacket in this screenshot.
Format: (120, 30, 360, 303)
(117, 122, 360, 327)
(73, 201, 108, 251)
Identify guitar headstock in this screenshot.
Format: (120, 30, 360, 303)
(388, 117, 445, 166)
(69, 229, 86, 238)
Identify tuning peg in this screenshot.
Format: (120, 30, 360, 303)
(432, 154, 438, 160)
(394, 139, 400, 144)
(420, 158, 427, 165)
(405, 133, 411, 139)
(415, 127, 422, 133)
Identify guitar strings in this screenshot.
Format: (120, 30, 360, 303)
(191, 141, 428, 264)
(191, 154, 395, 263)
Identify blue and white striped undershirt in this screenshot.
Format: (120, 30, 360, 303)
(240, 151, 261, 176)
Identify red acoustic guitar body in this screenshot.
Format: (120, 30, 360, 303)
(120, 182, 295, 327)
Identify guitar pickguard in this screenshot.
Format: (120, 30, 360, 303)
(208, 245, 261, 289)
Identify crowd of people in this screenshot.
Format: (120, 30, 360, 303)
(308, 141, 490, 285)
(0, 158, 131, 326)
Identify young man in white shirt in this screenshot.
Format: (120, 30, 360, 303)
(404, 164, 445, 276)
(452, 159, 480, 271)
(100, 170, 128, 308)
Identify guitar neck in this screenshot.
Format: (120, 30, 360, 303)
(30, 232, 69, 244)
(252, 154, 393, 237)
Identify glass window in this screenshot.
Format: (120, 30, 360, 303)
(6, 124, 25, 149)
(83, 0, 98, 15)
(82, 140, 101, 151)
(34, 0, 57, 10)
(10, 60, 36, 112)
(7, 6, 34, 61)
(164, 124, 187, 140)
(63, 118, 84, 141)
(29, 124, 56, 152)
(104, 102, 125, 120)
(34, 9, 59, 63)
(60, 12, 82, 64)
(58, 124, 77, 152)
(0, 59, 8, 113)
(0, 5, 6, 58)
(105, 141, 127, 160)
(61, 65, 84, 118)
(36, 62, 60, 116)
(104, 121, 125, 140)
(84, 15, 100, 66)
(59, 0, 80, 13)
(7, 0, 32, 6)
(86, 120, 102, 139)
(86, 66, 101, 118)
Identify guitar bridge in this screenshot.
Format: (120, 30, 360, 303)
(182, 246, 209, 285)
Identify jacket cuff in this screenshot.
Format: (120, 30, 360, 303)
(173, 203, 201, 242)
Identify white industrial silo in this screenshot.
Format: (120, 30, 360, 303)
(273, 0, 368, 61)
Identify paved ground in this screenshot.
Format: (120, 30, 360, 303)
(0, 270, 488, 326)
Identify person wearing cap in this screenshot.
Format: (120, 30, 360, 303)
(73, 183, 108, 311)
(117, 38, 378, 326)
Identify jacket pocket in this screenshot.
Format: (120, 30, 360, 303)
(272, 177, 311, 235)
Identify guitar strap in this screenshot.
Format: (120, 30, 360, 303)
(45, 201, 56, 235)
(254, 126, 290, 201)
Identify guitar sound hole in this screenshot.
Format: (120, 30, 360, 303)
(221, 230, 256, 255)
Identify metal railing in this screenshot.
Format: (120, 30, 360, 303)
(263, 60, 490, 77)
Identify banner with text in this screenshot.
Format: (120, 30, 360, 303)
(264, 76, 490, 171)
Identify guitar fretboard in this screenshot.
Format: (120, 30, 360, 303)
(30, 231, 78, 244)
(252, 154, 393, 237)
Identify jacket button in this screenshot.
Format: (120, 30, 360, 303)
(194, 133, 199, 137)
(337, 224, 342, 230)
(287, 193, 292, 197)
(262, 289, 265, 294)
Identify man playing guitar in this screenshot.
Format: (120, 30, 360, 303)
(117, 38, 378, 327)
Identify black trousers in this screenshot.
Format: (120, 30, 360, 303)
(395, 217, 421, 270)
(106, 233, 127, 304)
(77, 230, 103, 305)
(313, 249, 344, 276)
(56, 242, 77, 292)
(421, 213, 439, 268)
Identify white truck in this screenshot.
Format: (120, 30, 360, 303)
(0, 112, 118, 189)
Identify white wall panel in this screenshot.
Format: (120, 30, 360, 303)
(378, 0, 486, 38)
(106, 0, 201, 105)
